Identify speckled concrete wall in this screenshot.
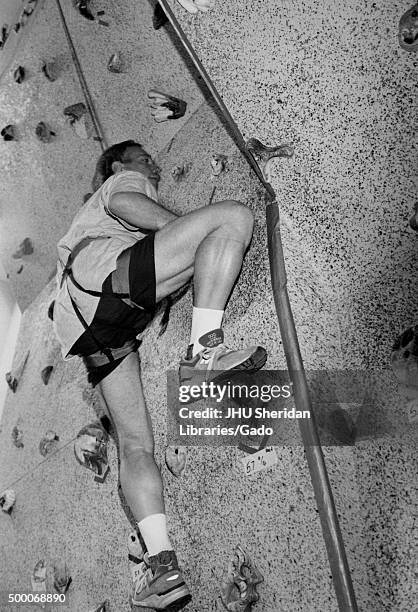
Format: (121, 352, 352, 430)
(0, 1, 417, 611)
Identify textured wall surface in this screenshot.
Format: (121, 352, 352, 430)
(0, 1, 417, 611)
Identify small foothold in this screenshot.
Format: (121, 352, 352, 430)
(39, 430, 60, 456)
(399, 3, 418, 52)
(0, 24, 10, 47)
(17, 265, 23, 274)
(391, 324, 418, 387)
(63, 103, 92, 139)
(13, 23, 21, 34)
(148, 89, 187, 122)
(35, 121, 56, 143)
(221, 545, 264, 612)
(74, 422, 110, 482)
(107, 52, 124, 73)
(42, 61, 58, 82)
(41, 365, 54, 385)
(47, 301, 55, 321)
(171, 162, 192, 182)
(11, 425, 24, 448)
(12, 237, 33, 259)
(31, 560, 47, 594)
(13, 66, 25, 84)
(64, 102, 87, 121)
(1, 124, 16, 141)
(153, 4, 168, 29)
(246, 137, 294, 182)
(210, 154, 227, 176)
(165, 446, 187, 476)
(74, 0, 95, 21)
(6, 373, 18, 393)
(53, 561, 72, 594)
(409, 202, 418, 232)
(98, 19, 110, 27)
(0, 489, 16, 514)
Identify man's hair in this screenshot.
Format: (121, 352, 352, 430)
(91, 140, 142, 191)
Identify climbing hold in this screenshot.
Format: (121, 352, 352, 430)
(246, 137, 294, 182)
(17, 265, 23, 274)
(31, 560, 47, 595)
(399, 3, 418, 52)
(391, 324, 418, 387)
(63, 102, 92, 140)
(74, 422, 110, 482)
(0, 24, 10, 49)
(165, 446, 187, 477)
(47, 301, 55, 321)
(107, 52, 124, 73)
(153, 4, 168, 29)
(171, 162, 192, 182)
(410, 202, 418, 232)
(41, 365, 54, 385)
(74, 0, 94, 21)
(211, 154, 227, 177)
(1, 124, 16, 141)
(42, 61, 59, 82)
(221, 545, 264, 612)
(0, 489, 16, 514)
(5, 372, 18, 393)
(39, 430, 60, 457)
(148, 89, 187, 122)
(176, 0, 215, 14)
(12, 237, 33, 258)
(53, 561, 72, 594)
(35, 121, 56, 143)
(13, 66, 25, 84)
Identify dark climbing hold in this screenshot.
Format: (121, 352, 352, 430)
(153, 3, 168, 29)
(11, 425, 24, 448)
(12, 237, 34, 258)
(47, 300, 55, 321)
(0, 489, 16, 514)
(75, 0, 95, 21)
(1, 124, 16, 141)
(63, 102, 87, 121)
(35, 121, 56, 143)
(5, 373, 17, 392)
(0, 25, 10, 49)
(41, 365, 54, 385)
(148, 89, 187, 122)
(17, 265, 23, 274)
(399, 3, 418, 52)
(13, 66, 25, 84)
(39, 430, 60, 456)
(53, 561, 72, 594)
(74, 422, 110, 483)
(108, 52, 124, 73)
(42, 61, 58, 82)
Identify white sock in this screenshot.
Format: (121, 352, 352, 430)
(137, 514, 173, 557)
(190, 307, 224, 356)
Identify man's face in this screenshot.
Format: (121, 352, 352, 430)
(122, 145, 160, 187)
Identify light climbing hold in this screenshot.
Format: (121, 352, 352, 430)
(391, 325, 418, 388)
(74, 0, 95, 21)
(148, 89, 187, 122)
(221, 545, 264, 612)
(41, 365, 53, 385)
(165, 446, 187, 477)
(74, 422, 110, 482)
(39, 430, 60, 457)
(63, 102, 92, 140)
(246, 137, 294, 182)
(153, 4, 168, 29)
(42, 61, 59, 82)
(12, 237, 33, 258)
(13, 66, 25, 84)
(107, 52, 124, 73)
(1, 124, 16, 141)
(176, 0, 215, 14)
(171, 162, 192, 182)
(35, 121, 56, 143)
(31, 560, 47, 596)
(53, 561, 72, 593)
(399, 3, 418, 52)
(0, 489, 16, 514)
(211, 154, 227, 177)
(11, 425, 24, 448)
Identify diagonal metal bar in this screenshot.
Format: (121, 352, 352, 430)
(157, 1, 358, 610)
(55, 0, 108, 151)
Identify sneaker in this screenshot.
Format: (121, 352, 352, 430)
(131, 550, 191, 610)
(179, 329, 267, 395)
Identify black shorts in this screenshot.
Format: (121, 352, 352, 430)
(69, 233, 156, 385)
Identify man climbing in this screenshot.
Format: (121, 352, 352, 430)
(52, 140, 267, 609)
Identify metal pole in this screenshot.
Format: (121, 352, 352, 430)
(54, 0, 108, 151)
(157, 1, 358, 609)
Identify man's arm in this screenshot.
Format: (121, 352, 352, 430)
(108, 191, 178, 230)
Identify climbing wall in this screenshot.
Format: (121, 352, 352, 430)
(0, 1, 417, 611)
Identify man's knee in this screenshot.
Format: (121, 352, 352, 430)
(120, 438, 155, 464)
(218, 200, 254, 240)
